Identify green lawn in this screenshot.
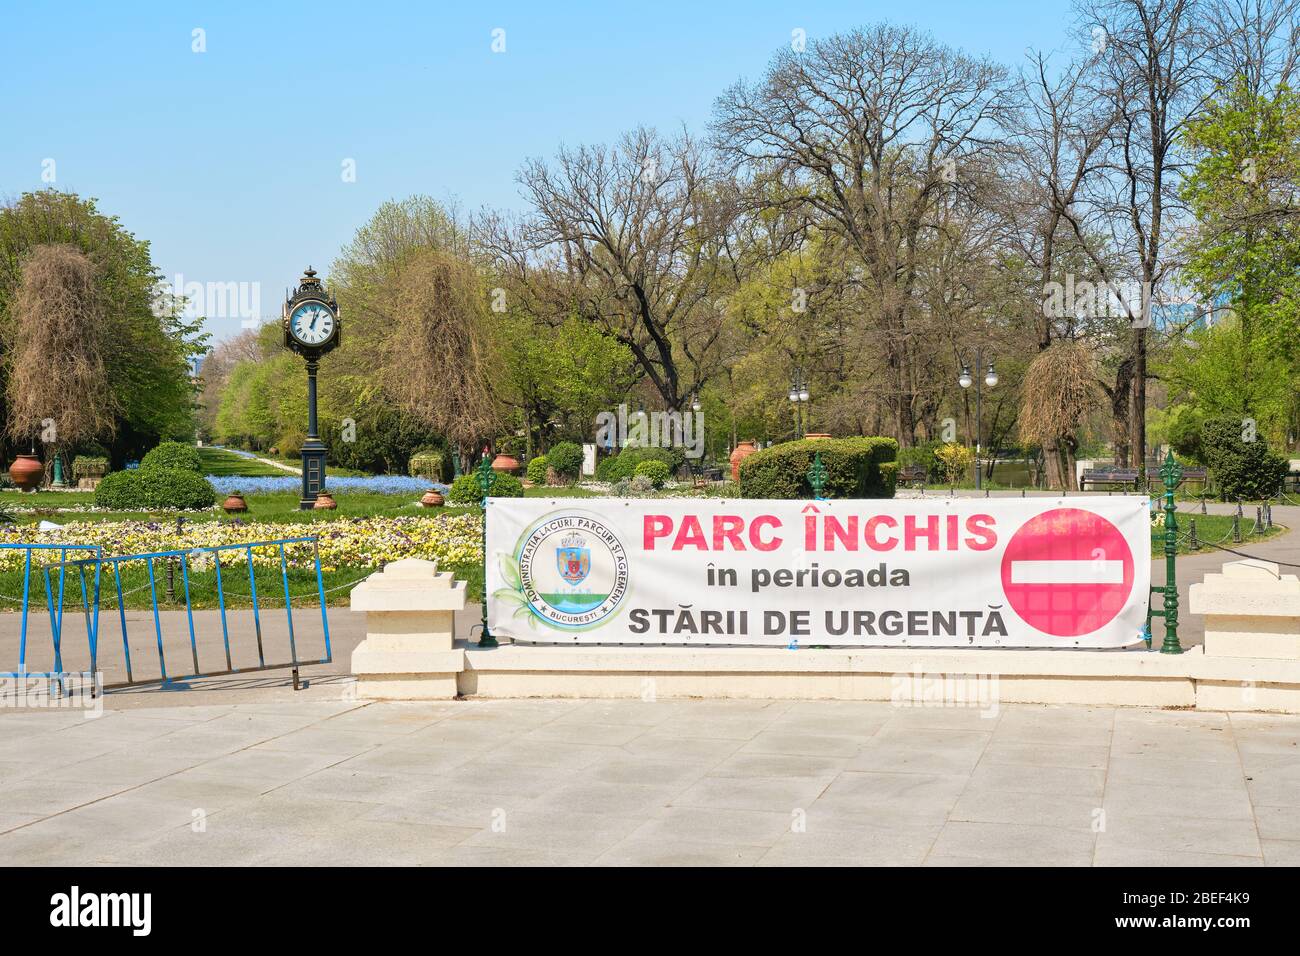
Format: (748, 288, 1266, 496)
(196, 447, 290, 478)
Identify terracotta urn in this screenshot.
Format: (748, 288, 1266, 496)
(491, 454, 520, 474)
(313, 492, 337, 510)
(804, 432, 832, 440)
(420, 489, 445, 508)
(729, 440, 759, 482)
(222, 492, 248, 514)
(8, 453, 43, 492)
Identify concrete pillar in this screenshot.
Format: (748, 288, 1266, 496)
(1189, 559, 1300, 660)
(350, 558, 467, 699)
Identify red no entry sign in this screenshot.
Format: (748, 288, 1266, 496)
(999, 507, 1135, 638)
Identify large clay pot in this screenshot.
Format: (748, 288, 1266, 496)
(313, 492, 337, 510)
(222, 492, 248, 514)
(729, 440, 759, 482)
(491, 454, 520, 474)
(8, 454, 43, 492)
(420, 489, 445, 508)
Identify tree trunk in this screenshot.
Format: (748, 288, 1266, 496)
(1133, 328, 1147, 477)
(1041, 436, 1065, 490)
(1110, 358, 1134, 467)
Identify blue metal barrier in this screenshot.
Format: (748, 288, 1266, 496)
(4, 536, 332, 692)
(0, 543, 102, 681)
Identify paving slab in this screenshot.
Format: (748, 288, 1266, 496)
(0, 697, 1296, 866)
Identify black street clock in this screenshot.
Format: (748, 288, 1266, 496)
(281, 267, 341, 509)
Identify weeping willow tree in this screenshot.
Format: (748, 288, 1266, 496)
(6, 244, 119, 477)
(1019, 339, 1099, 491)
(370, 247, 499, 466)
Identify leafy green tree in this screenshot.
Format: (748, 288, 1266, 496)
(0, 190, 205, 464)
(1181, 79, 1300, 425)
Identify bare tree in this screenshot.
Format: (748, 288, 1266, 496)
(1002, 50, 1116, 485)
(482, 128, 738, 411)
(1069, 0, 1220, 475)
(1203, 0, 1300, 94)
(360, 248, 499, 462)
(712, 23, 1014, 445)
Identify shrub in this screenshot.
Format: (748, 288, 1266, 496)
(526, 455, 549, 484)
(72, 455, 109, 479)
(1213, 440, 1289, 501)
(896, 440, 943, 482)
(934, 442, 975, 486)
(93, 467, 217, 510)
(94, 470, 146, 510)
(739, 437, 898, 499)
(275, 430, 305, 458)
(447, 471, 525, 505)
(1200, 415, 1248, 471)
(139, 468, 218, 509)
(634, 459, 670, 488)
(1166, 405, 1207, 463)
(546, 442, 584, 482)
(596, 446, 679, 482)
(408, 450, 447, 481)
(1200, 415, 1290, 500)
(140, 441, 201, 473)
(629, 474, 655, 493)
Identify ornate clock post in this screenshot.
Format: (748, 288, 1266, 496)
(282, 267, 342, 509)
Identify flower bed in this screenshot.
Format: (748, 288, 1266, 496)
(205, 475, 443, 496)
(0, 513, 482, 571)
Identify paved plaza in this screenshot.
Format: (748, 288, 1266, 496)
(1, 696, 1298, 866)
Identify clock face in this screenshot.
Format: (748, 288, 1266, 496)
(289, 302, 336, 347)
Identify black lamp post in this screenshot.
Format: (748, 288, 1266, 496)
(788, 370, 810, 438)
(958, 350, 997, 490)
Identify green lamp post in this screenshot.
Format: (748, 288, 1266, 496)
(1156, 450, 1183, 654)
(807, 452, 828, 501)
(476, 446, 498, 648)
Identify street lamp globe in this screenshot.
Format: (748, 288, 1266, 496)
(798, 387, 810, 402)
(691, 393, 702, 413)
(984, 363, 998, 388)
(958, 365, 973, 389)
(788, 387, 799, 402)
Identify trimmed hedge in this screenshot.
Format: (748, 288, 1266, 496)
(93, 470, 144, 510)
(140, 441, 202, 473)
(738, 437, 898, 499)
(447, 471, 525, 505)
(547, 442, 584, 482)
(407, 449, 447, 481)
(93, 467, 217, 510)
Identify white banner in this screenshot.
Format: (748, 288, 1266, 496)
(485, 497, 1152, 648)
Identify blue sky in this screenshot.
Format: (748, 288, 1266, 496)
(1, 0, 1076, 342)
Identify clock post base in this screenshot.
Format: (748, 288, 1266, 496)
(300, 440, 327, 510)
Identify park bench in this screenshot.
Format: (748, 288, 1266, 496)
(1166, 466, 1208, 491)
(896, 464, 928, 486)
(1080, 468, 1139, 491)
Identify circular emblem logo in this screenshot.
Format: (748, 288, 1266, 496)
(515, 511, 629, 630)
